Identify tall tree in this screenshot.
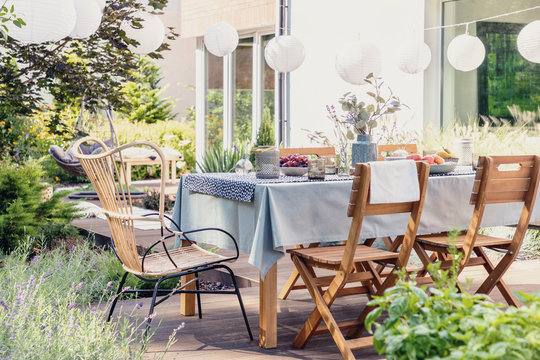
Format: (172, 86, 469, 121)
(0, 0, 178, 116)
(117, 55, 176, 123)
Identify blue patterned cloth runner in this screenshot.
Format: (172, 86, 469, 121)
(183, 173, 354, 202)
(183, 166, 476, 203)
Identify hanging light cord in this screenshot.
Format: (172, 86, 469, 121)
(424, 5, 540, 31)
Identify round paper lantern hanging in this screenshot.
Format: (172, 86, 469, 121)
(447, 34, 485, 72)
(264, 35, 305, 72)
(517, 20, 540, 63)
(204, 22, 239, 57)
(70, 0, 103, 39)
(6, 0, 76, 44)
(121, 11, 165, 55)
(397, 40, 432, 74)
(335, 40, 382, 85)
(94, 0, 106, 11)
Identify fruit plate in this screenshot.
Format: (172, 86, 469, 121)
(280, 167, 308, 176)
(429, 162, 457, 174)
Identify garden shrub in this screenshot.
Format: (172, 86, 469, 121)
(365, 244, 540, 359)
(197, 144, 248, 173)
(113, 117, 195, 175)
(117, 56, 176, 124)
(0, 159, 80, 253)
(422, 116, 540, 155)
(0, 242, 179, 360)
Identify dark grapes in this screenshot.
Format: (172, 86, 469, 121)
(280, 154, 308, 167)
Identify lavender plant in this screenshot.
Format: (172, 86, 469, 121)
(0, 241, 178, 359)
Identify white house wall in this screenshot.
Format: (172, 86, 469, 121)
(289, 0, 426, 146)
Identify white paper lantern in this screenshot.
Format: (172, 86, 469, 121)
(397, 40, 432, 74)
(204, 22, 239, 57)
(447, 34, 485, 72)
(5, 0, 76, 44)
(95, 0, 106, 11)
(335, 40, 382, 85)
(70, 0, 102, 39)
(121, 11, 165, 55)
(264, 35, 305, 72)
(517, 20, 540, 64)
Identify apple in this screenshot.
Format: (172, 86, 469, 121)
(433, 155, 445, 165)
(406, 154, 422, 161)
(422, 155, 435, 165)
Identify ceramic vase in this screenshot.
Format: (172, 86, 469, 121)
(351, 134, 378, 166)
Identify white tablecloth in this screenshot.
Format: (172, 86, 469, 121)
(172, 173, 540, 277)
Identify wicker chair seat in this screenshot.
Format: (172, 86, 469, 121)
(130, 244, 228, 277)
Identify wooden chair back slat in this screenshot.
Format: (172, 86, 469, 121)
(72, 137, 168, 274)
(471, 156, 539, 205)
(279, 147, 336, 157)
(342, 161, 429, 272)
(461, 155, 540, 267)
(348, 162, 424, 217)
(377, 144, 418, 161)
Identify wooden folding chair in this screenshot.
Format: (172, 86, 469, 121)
(288, 161, 429, 359)
(415, 155, 540, 307)
(278, 146, 337, 300)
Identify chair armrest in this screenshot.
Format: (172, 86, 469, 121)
(182, 228, 240, 260)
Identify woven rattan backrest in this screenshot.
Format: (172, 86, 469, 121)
(72, 137, 167, 273)
(342, 161, 429, 272)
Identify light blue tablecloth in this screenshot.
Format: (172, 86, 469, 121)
(172, 174, 540, 277)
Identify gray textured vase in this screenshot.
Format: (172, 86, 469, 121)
(351, 134, 378, 166)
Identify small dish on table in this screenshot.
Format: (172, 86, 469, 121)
(429, 162, 457, 174)
(384, 156, 407, 161)
(280, 167, 308, 176)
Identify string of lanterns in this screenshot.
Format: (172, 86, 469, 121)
(203, 5, 540, 86)
(5, 0, 165, 55)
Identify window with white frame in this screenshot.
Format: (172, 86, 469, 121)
(196, 32, 275, 162)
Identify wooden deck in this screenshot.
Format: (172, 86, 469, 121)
(70, 189, 540, 360)
(110, 251, 540, 360)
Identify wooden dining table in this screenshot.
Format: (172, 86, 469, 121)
(171, 168, 540, 348)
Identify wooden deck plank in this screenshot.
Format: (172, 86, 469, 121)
(111, 256, 540, 360)
(73, 209, 540, 359)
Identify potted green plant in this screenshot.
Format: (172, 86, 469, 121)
(337, 73, 404, 165)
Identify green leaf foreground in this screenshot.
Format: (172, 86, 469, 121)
(363, 241, 540, 360)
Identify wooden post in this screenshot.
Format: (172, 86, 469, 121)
(259, 263, 277, 348)
(180, 239, 196, 316)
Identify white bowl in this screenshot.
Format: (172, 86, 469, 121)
(280, 167, 308, 176)
(384, 156, 407, 161)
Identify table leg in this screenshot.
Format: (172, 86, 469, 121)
(126, 163, 132, 187)
(171, 160, 177, 183)
(259, 263, 277, 348)
(180, 239, 196, 316)
(162, 160, 170, 184)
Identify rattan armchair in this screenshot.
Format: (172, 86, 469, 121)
(71, 136, 252, 339)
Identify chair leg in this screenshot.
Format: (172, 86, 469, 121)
(107, 271, 129, 322)
(145, 277, 165, 338)
(474, 247, 520, 307)
(195, 272, 202, 319)
(278, 268, 301, 300)
(292, 256, 354, 359)
(220, 265, 253, 340)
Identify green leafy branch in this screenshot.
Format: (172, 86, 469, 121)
(338, 73, 405, 135)
(0, 1, 25, 39)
